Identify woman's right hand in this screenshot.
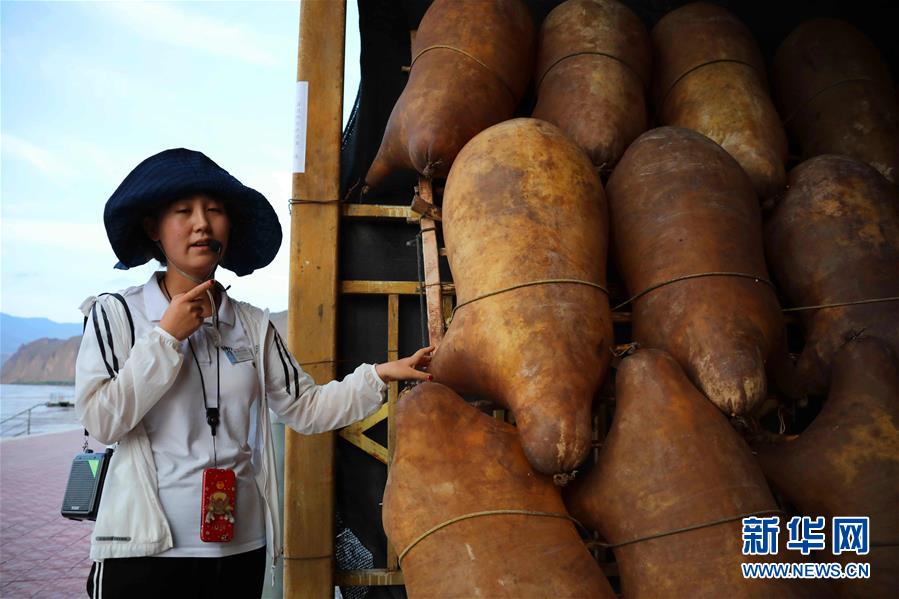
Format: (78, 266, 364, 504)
(159, 280, 215, 341)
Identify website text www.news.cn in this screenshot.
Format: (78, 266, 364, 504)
(741, 515, 871, 580)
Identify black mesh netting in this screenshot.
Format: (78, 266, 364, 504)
(336, 512, 375, 599)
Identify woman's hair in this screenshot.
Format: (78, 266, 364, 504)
(149, 236, 168, 266)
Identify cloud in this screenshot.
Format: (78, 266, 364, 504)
(2, 219, 111, 254)
(36, 51, 168, 108)
(0, 134, 78, 177)
(56, 138, 145, 184)
(1, 132, 145, 190)
(96, 2, 281, 67)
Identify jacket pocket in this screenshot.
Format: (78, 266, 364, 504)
(90, 426, 173, 560)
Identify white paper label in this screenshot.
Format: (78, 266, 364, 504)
(293, 81, 309, 173)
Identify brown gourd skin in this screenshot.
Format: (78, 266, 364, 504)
(773, 19, 899, 184)
(532, 0, 651, 169)
(652, 2, 788, 199)
(764, 155, 899, 397)
(565, 349, 819, 598)
(382, 382, 614, 598)
(363, 0, 534, 191)
(429, 118, 613, 476)
(755, 337, 899, 598)
(606, 126, 785, 416)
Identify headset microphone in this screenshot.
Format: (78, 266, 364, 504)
(155, 238, 224, 344)
(156, 239, 223, 284)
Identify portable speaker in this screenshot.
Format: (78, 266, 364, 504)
(61, 447, 113, 521)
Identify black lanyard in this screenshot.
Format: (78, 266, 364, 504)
(161, 276, 221, 465)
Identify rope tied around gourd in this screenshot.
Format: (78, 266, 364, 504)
(449, 278, 610, 323)
(397, 509, 581, 564)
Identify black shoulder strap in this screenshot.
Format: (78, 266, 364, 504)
(83, 293, 137, 380)
(90, 305, 115, 379)
(103, 293, 135, 349)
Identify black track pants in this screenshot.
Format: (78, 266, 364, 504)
(86, 546, 266, 599)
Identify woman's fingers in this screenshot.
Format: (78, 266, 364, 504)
(405, 366, 431, 381)
(376, 346, 439, 382)
(418, 371, 432, 381)
(411, 345, 437, 363)
(183, 279, 215, 301)
(159, 282, 218, 341)
(175, 290, 213, 318)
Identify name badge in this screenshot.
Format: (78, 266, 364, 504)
(223, 346, 254, 364)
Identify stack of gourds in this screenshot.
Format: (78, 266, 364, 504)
(365, 1, 899, 597)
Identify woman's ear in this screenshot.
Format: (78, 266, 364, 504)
(143, 216, 159, 242)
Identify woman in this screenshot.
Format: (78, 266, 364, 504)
(75, 148, 434, 598)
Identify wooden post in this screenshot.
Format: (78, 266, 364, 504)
(417, 177, 445, 346)
(286, 1, 346, 597)
(386, 294, 400, 571)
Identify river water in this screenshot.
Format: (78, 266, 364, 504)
(0, 384, 80, 437)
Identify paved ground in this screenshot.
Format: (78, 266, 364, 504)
(1, 429, 96, 598)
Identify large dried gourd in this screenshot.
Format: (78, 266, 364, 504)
(773, 18, 899, 184)
(764, 155, 899, 396)
(652, 2, 787, 198)
(566, 349, 818, 598)
(532, 0, 651, 170)
(363, 0, 534, 191)
(383, 382, 614, 598)
(606, 126, 785, 416)
(756, 337, 899, 598)
(430, 118, 613, 475)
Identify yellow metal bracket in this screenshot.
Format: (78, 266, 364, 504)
(339, 402, 389, 464)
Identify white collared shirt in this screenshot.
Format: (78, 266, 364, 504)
(140, 273, 265, 556)
(75, 272, 387, 558)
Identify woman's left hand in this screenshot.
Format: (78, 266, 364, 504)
(375, 344, 437, 383)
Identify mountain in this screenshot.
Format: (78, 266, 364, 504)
(0, 336, 81, 384)
(1, 313, 83, 366)
(0, 310, 289, 385)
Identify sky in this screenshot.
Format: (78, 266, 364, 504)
(1, 0, 361, 323)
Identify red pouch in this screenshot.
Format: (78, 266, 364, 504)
(200, 468, 236, 542)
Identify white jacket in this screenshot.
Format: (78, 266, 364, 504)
(75, 290, 386, 568)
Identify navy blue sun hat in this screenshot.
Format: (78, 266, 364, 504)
(104, 148, 282, 276)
